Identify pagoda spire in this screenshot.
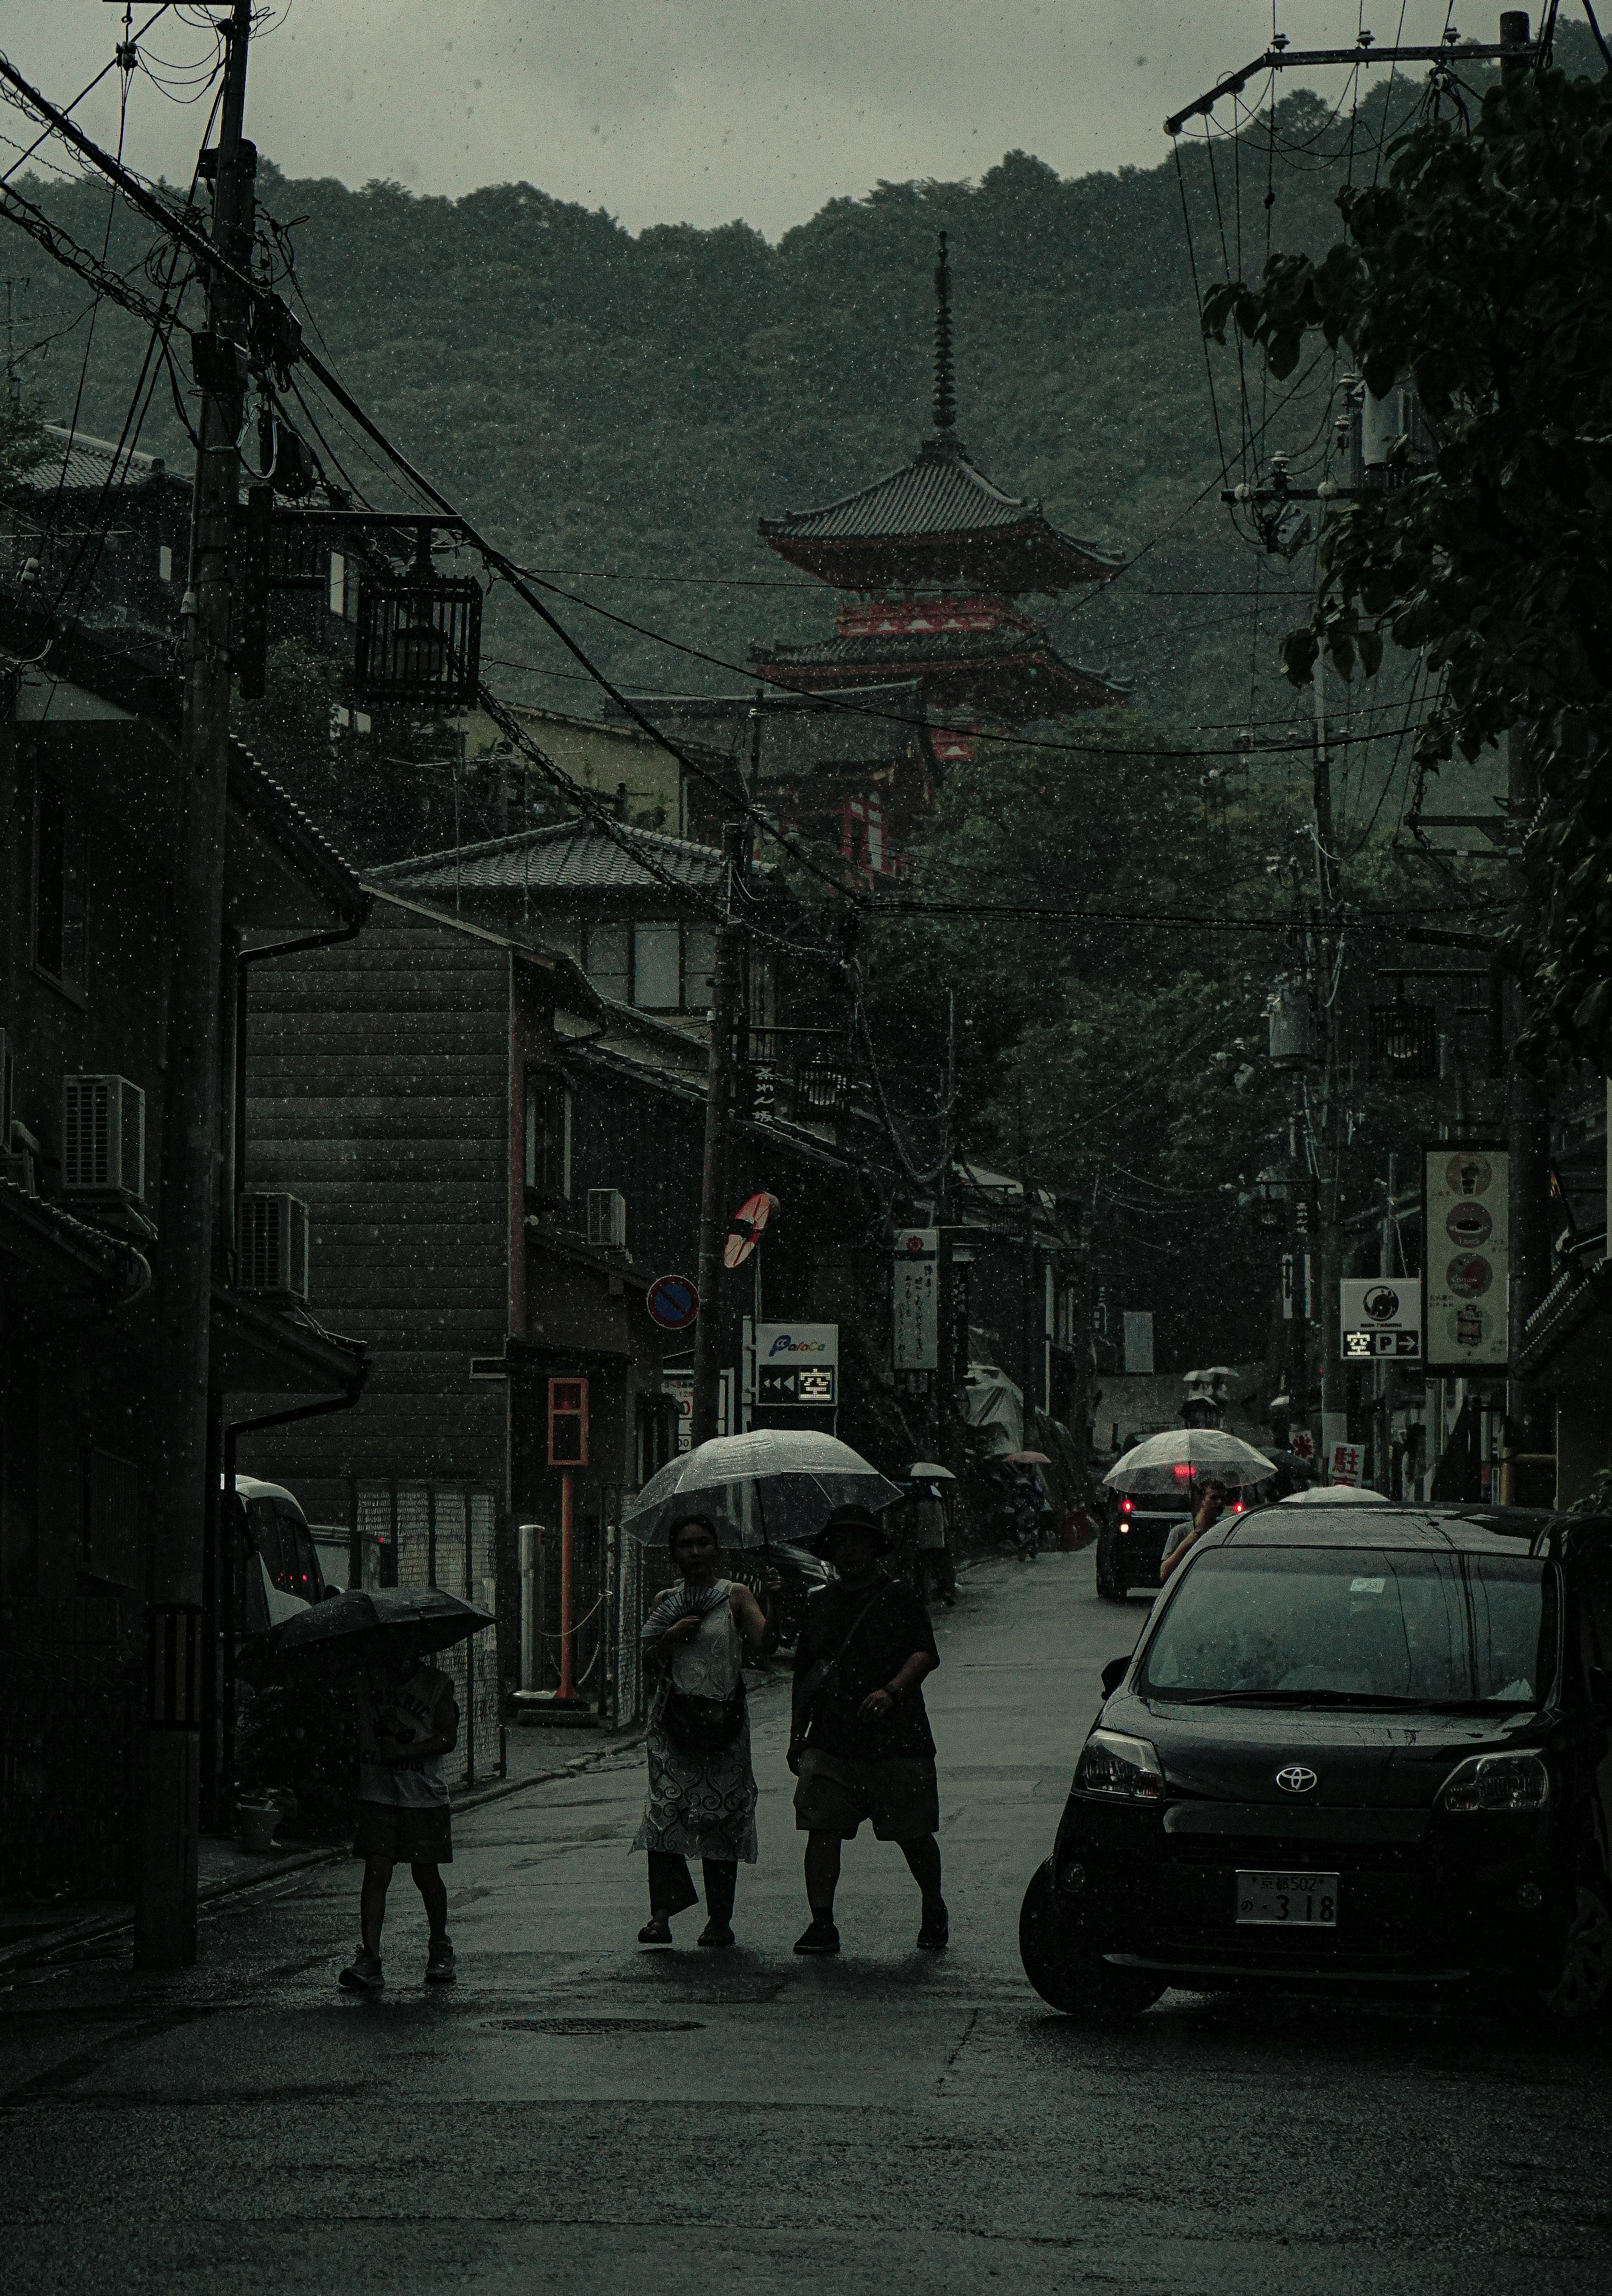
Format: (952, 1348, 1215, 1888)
(932, 230, 957, 437)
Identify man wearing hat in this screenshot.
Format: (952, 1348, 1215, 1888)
(788, 1503, 946, 1956)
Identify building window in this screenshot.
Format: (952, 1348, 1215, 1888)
(158, 543, 173, 582)
(633, 921, 680, 1010)
(682, 925, 716, 1013)
(33, 773, 88, 994)
(525, 1069, 572, 1202)
(584, 920, 714, 1013)
(583, 921, 630, 1004)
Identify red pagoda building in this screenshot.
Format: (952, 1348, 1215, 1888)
(754, 234, 1126, 762)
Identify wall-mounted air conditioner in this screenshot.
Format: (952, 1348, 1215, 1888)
(586, 1187, 628, 1252)
(237, 1191, 310, 1301)
(62, 1074, 146, 1199)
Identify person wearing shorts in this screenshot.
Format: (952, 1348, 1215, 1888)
(340, 1653, 459, 1992)
(788, 1504, 946, 1957)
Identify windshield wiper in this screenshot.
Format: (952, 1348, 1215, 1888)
(1172, 1689, 1436, 1709)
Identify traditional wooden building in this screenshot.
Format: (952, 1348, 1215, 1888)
(0, 602, 368, 1902)
(753, 235, 1128, 759)
(238, 878, 882, 1709)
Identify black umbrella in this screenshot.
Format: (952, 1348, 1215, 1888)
(241, 1586, 494, 1683)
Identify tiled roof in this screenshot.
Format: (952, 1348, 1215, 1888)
(372, 818, 746, 898)
(758, 627, 1128, 696)
(15, 424, 169, 496)
(760, 433, 1119, 568)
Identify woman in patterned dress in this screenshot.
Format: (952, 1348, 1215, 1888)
(633, 1514, 777, 1948)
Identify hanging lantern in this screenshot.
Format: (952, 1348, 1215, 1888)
(354, 527, 483, 709)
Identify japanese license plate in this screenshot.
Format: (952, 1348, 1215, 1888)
(1235, 1871, 1339, 1926)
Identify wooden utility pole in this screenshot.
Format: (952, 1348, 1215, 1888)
(135, 0, 254, 1970)
(691, 821, 746, 1444)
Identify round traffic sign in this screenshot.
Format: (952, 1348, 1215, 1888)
(723, 1191, 777, 1270)
(646, 1274, 700, 1330)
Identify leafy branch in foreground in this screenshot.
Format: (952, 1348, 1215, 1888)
(1203, 65, 1612, 1074)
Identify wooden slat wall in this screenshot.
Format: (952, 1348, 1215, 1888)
(237, 907, 512, 1518)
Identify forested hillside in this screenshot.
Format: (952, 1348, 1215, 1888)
(17, 70, 1465, 736)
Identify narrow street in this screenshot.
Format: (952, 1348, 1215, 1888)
(5, 1553, 1612, 2296)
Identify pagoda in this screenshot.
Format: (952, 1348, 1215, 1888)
(753, 234, 1126, 759)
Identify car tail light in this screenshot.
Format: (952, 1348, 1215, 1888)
(1438, 1753, 1550, 1814)
(1075, 1729, 1165, 1803)
(1120, 1498, 1135, 1513)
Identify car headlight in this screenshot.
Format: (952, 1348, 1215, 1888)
(1438, 1752, 1550, 1814)
(1075, 1729, 1165, 1803)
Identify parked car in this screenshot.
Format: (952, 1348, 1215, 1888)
(226, 1474, 327, 1638)
(1022, 1503, 1612, 2029)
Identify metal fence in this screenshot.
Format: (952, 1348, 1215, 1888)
(355, 1479, 503, 1790)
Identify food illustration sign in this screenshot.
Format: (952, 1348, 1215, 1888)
(1423, 1143, 1510, 1371)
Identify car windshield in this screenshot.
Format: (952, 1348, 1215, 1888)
(1140, 1546, 1555, 1708)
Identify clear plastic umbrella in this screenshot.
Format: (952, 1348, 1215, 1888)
(1102, 1428, 1276, 1496)
(622, 1428, 902, 1550)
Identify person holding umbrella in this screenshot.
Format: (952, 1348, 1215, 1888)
(788, 1504, 947, 1957)
(241, 1580, 493, 1996)
(633, 1513, 779, 1949)
(1159, 1476, 1230, 1583)
(340, 1650, 461, 1992)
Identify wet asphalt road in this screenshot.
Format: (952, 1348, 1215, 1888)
(4, 1553, 1612, 2296)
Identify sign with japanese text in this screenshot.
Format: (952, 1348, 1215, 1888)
(754, 1322, 838, 1407)
(892, 1229, 939, 1371)
(1340, 1277, 1423, 1361)
(1329, 1441, 1364, 1487)
(1424, 1144, 1510, 1371)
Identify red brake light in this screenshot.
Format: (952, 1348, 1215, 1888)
(1120, 1498, 1134, 1513)
(1231, 1501, 1245, 1513)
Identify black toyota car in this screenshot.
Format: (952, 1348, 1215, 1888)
(1021, 1503, 1612, 2029)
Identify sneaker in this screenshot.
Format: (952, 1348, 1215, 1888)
(793, 1917, 841, 1956)
(339, 1947, 385, 1992)
(424, 1936, 456, 1985)
(916, 1903, 950, 1951)
(696, 1920, 735, 1950)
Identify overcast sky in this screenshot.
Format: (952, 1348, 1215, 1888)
(10, 2, 1467, 239)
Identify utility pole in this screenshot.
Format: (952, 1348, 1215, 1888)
(691, 820, 746, 1444)
(136, 0, 254, 1971)
(1494, 11, 1549, 1495)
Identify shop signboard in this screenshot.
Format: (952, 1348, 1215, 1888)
(1423, 1143, 1510, 1372)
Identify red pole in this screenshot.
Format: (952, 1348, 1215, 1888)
(558, 1469, 576, 1702)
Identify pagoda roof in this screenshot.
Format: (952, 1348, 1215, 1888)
(753, 623, 1128, 715)
(760, 433, 1120, 596)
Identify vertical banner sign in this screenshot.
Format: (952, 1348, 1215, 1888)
(1122, 1311, 1155, 1375)
(1424, 1144, 1510, 1372)
(892, 1228, 939, 1370)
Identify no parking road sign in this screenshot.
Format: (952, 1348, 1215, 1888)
(647, 1273, 700, 1331)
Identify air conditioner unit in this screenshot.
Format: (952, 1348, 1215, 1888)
(237, 1191, 310, 1301)
(586, 1187, 628, 1252)
(62, 1073, 146, 1199)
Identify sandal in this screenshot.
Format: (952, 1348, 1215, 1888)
(637, 1913, 674, 1945)
(696, 1921, 735, 1950)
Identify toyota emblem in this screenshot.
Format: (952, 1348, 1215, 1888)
(1275, 1765, 1319, 1794)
